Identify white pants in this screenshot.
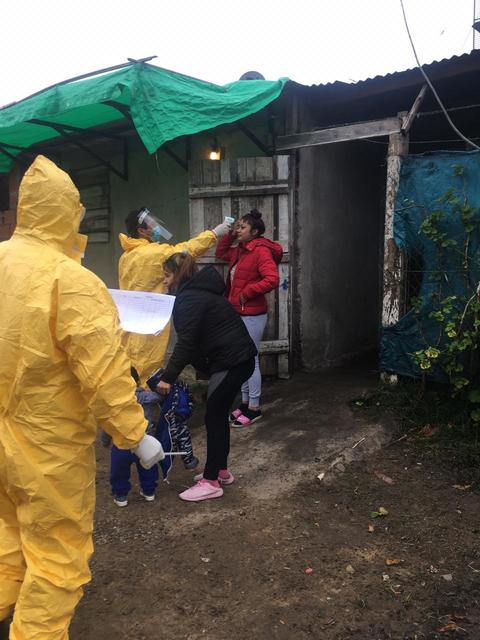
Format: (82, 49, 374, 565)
(241, 314, 267, 408)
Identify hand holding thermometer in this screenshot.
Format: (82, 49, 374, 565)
(225, 216, 235, 234)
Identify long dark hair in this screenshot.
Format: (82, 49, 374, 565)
(163, 252, 198, 292)
(241, 208, 265, 237)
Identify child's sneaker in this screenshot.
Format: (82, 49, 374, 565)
(113, 494, 128, 507)
(179, 478, 223, 502)
(139, 490, 156, 502)
(194, 469, 235, 485)
(183, 455, 199, 470)
(231, 408, 262, 428)
(229, 403, 248, 422)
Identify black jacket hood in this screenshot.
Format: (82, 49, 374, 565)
(179, 265, 225, 296)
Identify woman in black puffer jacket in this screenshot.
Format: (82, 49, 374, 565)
(156, 252, 256, 502)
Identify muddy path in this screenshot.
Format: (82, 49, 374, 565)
(71, 367, 480, 639)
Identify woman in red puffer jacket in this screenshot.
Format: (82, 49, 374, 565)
(215, 209, 283, 427)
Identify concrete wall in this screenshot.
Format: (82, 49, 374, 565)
(296, 140, 386, 370)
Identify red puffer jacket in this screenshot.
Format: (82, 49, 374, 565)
(215, 233, 283, 315)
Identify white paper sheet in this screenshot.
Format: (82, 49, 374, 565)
(108, 289, 175, 335)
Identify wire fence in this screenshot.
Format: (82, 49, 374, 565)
(403, 252, 424, 315)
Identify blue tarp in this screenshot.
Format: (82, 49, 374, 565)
(380, 151, 480, 379)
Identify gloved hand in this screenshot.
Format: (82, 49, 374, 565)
(132, 434, 165, 469)
(212, 221, 231, 237)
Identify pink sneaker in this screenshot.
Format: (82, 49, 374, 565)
(179, 478, 224, 502)
(194, 470, 235, 485)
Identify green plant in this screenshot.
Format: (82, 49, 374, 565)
(409, 164, 480, 423)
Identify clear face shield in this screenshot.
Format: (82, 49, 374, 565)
(138, 208, 173, 243)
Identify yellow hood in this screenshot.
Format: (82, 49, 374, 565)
(15, 155, 83, 255)
(119, 232, 150, 252)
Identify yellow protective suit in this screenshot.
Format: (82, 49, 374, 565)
(0, 156, 147, 640)
(118, 229, 217, 381)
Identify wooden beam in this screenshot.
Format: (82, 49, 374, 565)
(276, 117, 402, 150)
(401, 84, 428, 134)
(237, 122, 273, 156)
(0, 145, 22, 164)
(195, 253, 290, 265)
(29, 118, 125, 142)
(163, 144, 187, 171)
(29, 120, 129, 181)
(189, 184, 288, 199)
(259, 339, 289, 355)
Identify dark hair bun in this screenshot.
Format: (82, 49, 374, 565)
(250, 208, 262, 219)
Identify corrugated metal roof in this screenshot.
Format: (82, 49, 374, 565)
(288, 49, 480, 130)
(304, 49, 480, 90)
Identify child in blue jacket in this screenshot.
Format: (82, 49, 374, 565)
(102, 368, 197, 507)
(147, 368, 197, 481)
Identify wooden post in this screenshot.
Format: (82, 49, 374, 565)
(381, 125, 409, 382)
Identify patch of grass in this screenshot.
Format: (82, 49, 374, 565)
(351, 380, 480, 483)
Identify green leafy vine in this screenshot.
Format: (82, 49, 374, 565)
(409, 164, 480, 422)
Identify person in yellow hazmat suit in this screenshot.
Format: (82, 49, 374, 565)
(119, 207, 232, 382)
(0, 156, 164, 640)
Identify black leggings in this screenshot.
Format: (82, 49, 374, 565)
(203, 358, 255, 480)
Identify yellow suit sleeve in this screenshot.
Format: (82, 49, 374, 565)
(122, 230, 217, 275)
(169, 229, 217, 258)
(55, 263, 148, 450)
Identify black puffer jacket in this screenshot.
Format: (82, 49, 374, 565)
(161, 266, 257, 383)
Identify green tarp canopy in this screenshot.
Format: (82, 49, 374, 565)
(0, 63, 288, 173)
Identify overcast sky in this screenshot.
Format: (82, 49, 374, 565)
(1, 0, 476, 106)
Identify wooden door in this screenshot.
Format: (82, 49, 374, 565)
(188, 156, 291, 378)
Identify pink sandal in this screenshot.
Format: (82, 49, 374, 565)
(231, 409, 262, 428)
(229, 403, 248, 422)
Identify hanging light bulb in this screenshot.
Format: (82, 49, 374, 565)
(209, 138, 221, 161)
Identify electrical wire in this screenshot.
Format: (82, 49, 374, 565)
(399, 0, 480, 151)
(409, 137, 480, 145)
(459, 25, 474, 50)
(362, 136, 480, 146)
(418, 102, 480, 118)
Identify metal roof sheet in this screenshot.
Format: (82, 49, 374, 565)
(303, 49, 480, 90)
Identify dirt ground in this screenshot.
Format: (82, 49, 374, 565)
(70, 365, 480, 640)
